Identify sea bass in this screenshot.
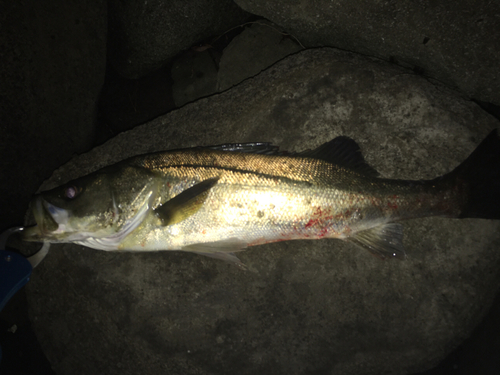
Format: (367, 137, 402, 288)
(22, 131, 500, 268)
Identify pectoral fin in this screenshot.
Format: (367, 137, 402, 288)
(347, 223, 406, 260)
(155, 177, 219, 226)
(182, 238, 249, 270)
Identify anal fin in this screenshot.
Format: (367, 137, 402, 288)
(182, 238, 250, 271)
(347, 223, 406, 260)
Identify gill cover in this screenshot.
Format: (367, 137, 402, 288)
(24, 163, 160, 246)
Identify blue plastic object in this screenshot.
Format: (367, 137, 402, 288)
(0, 250, 32, 312)
(0, 228, 33, 364)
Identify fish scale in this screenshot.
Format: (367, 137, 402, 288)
(120, 159, 457, 251)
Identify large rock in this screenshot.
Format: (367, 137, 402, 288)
(171, 49, 221, 107)
(234, 0, 500, 106)
(108, 0, 250, 78)
(216, 20, 303, 91)
(27, 49, 500, 375)
(171, 20, 303, 106)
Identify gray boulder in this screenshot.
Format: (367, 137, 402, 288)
(27, 49, 500, 375)
(216, 20, 304, 91)
(171, 20, 304, 106)
(171, 48, 221, 107)
(234, 0, 500, 106)
(108, 0, 250, 78)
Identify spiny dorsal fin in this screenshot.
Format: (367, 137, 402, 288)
(299, 136, 379, 177)
(203, 142, 279, 155)
(155, 177, 219, 226)
(202, 137, 378, 176)
(347, 223, 406, 260)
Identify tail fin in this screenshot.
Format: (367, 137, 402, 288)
(452, 129, 500, 219)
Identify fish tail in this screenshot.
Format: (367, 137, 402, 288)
(452, 129, 500, 219)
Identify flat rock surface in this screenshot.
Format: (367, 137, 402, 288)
(27, 48, 500, 375)
(234, 0, 500, 106)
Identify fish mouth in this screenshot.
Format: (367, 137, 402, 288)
(22, 196, 66, 242)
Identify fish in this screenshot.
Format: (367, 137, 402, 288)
(22, 130, 500, 269)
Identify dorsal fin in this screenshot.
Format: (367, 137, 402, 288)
(203, 142, 279, 154)
(299, 136, 379, 177)
(201, 137, 378, 177)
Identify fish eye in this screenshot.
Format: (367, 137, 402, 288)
(65, 185, 80, 199)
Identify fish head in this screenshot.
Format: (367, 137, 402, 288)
(22, 164, 159, 246)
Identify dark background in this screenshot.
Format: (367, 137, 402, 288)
(1, 1, 499, 374)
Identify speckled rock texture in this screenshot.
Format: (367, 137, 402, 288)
(108, 0, 250, 78)
(27, 49, 500, 375)
(234, 0, 500, 106)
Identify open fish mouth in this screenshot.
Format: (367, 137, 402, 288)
(22, 196, 64, 241)
(22, 189, 156, 247)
